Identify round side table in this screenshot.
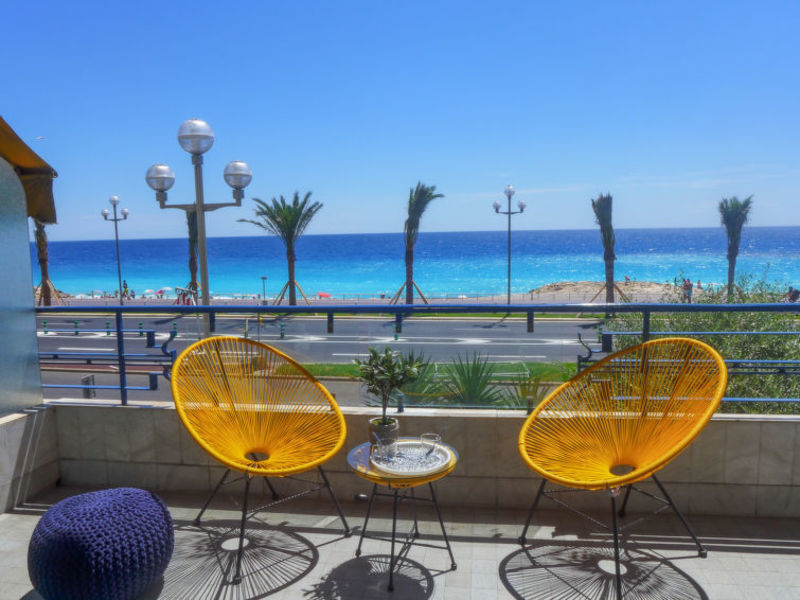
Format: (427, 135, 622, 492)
(347, 439, 458, 592)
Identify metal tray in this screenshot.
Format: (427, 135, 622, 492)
(369, 440, 450, 477)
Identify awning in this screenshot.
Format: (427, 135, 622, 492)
(0, 116, 57, 224)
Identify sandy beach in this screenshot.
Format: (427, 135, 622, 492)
(43, 280, 693, 307)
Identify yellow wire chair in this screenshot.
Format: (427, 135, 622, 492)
(518, 337, 727, 599)
(171, 336, 351, 583)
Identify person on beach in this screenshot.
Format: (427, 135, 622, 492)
(122, 280, 129, 299)
(682, 278, 693, 303)
(697, 280, 702, 289)
(786, 286, 800, 303)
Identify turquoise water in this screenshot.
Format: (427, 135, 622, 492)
(31, 227, 800, 298)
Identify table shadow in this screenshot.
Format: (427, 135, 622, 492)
(303, 554, 434, 600)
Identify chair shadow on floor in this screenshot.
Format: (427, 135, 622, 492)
(303, 555, 434, 600)
(499, 540, 708, 600)
(159, 519, 320, 599)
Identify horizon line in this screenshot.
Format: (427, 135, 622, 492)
(40, 224, 800, 244)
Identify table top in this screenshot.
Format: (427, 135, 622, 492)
(347, 438, 458, 488)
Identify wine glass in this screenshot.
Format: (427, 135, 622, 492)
(420, 432, 441, 457)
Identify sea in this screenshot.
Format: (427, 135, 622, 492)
(31, 227, 800, 299)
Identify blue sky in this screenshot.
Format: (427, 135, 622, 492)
(4, 1, 799, 241)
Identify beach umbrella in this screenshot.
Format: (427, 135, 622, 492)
(317, 291, 331, 299)
(144, 289, 155, 294)
(162, 286, 173, 291)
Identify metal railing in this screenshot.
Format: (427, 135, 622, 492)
(36, 302, 800, 405)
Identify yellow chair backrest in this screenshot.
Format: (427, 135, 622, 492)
(171, 336, 346, 477)
(519, 337, 727, 490)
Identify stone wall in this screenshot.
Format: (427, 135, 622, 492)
(0, 407, 59, 511)
(48, 402, 800, 518)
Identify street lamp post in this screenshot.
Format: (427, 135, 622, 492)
(101, 195, 129, 304)
(493, 184, 526, 305)
(145, 119, 252, 335)
(261, 276, 267, 305)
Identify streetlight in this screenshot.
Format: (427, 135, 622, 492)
(101, 195, 129, 304)
(261, 276, 267, 305)
(493, 184, 526, 305)
(145, 119, 252, 333)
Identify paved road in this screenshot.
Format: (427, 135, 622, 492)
(36, 314, 600, 402)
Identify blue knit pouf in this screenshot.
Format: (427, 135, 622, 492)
(28, 488, 174, 600)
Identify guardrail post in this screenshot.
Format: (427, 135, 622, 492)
(115, 310, 128, 405)
(527, 310, 534, 333)
(138, 322, 143, 336)
(327, 312, 334, 334)
(74, 320, 79, 335)
(395, 313, 403, 335)
(642, 310, 651, 342)
(43, 320, 48, 334)
(209, 310, 216, 333)
(172, 322, 177, 336)
(106, 320, 111, 336)
(244, 319, 249, 339)
(280, 322, 285, 339)
(80, 374, 95, 399)
(599, 322, 613, 352)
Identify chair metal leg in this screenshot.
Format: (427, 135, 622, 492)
(429, 482, 457, 570)
(194, 469, 230, 525)
(388, 488, 399, 592)
(652, 474, 707, 558)
(263, 476, 280, 501)
(355, 484, 377, 557)
(610, 493, 623, 600)
(618, 485, 632, 517)
(318, 466, 351, 536)
(232, 474, 253, 584)
(410, 487, 420, 538)
(519, 478, 547, 545)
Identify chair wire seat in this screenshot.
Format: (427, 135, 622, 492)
(171, 336, 350, 584)
(172, 336, 345, 476)
(517, 337, 728, 599)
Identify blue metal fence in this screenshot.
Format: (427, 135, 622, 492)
(36, 302, 800, 405)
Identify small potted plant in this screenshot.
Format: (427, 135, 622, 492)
(355, 347, 420, 447)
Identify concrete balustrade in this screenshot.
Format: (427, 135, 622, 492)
(2, 402, 800, 517)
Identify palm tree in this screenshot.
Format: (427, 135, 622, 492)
(186, 211, 199, 300)
(404, 182, 444, 304)
(718, 195, 753, 301)
(591, 193, 616, 304)
(33, 219, 54, 306)
(239, 191, 322, 305)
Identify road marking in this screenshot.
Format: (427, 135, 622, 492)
(332, 352, 548, 359)
(478, 354, 547, 359)
(259, 336, 580, 346)
(57, 347, 114, 351)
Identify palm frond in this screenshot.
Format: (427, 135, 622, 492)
(591, 193, 616, 261)
(404, 182, 444, 247)
(239, 192, 323, 249)
(719, 195, 753, 254)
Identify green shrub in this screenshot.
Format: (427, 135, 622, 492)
(439, 353, 504, 406)
(609, 275, 800, 413)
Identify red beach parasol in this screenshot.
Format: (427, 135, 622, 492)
(317, 291, 331, 299)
